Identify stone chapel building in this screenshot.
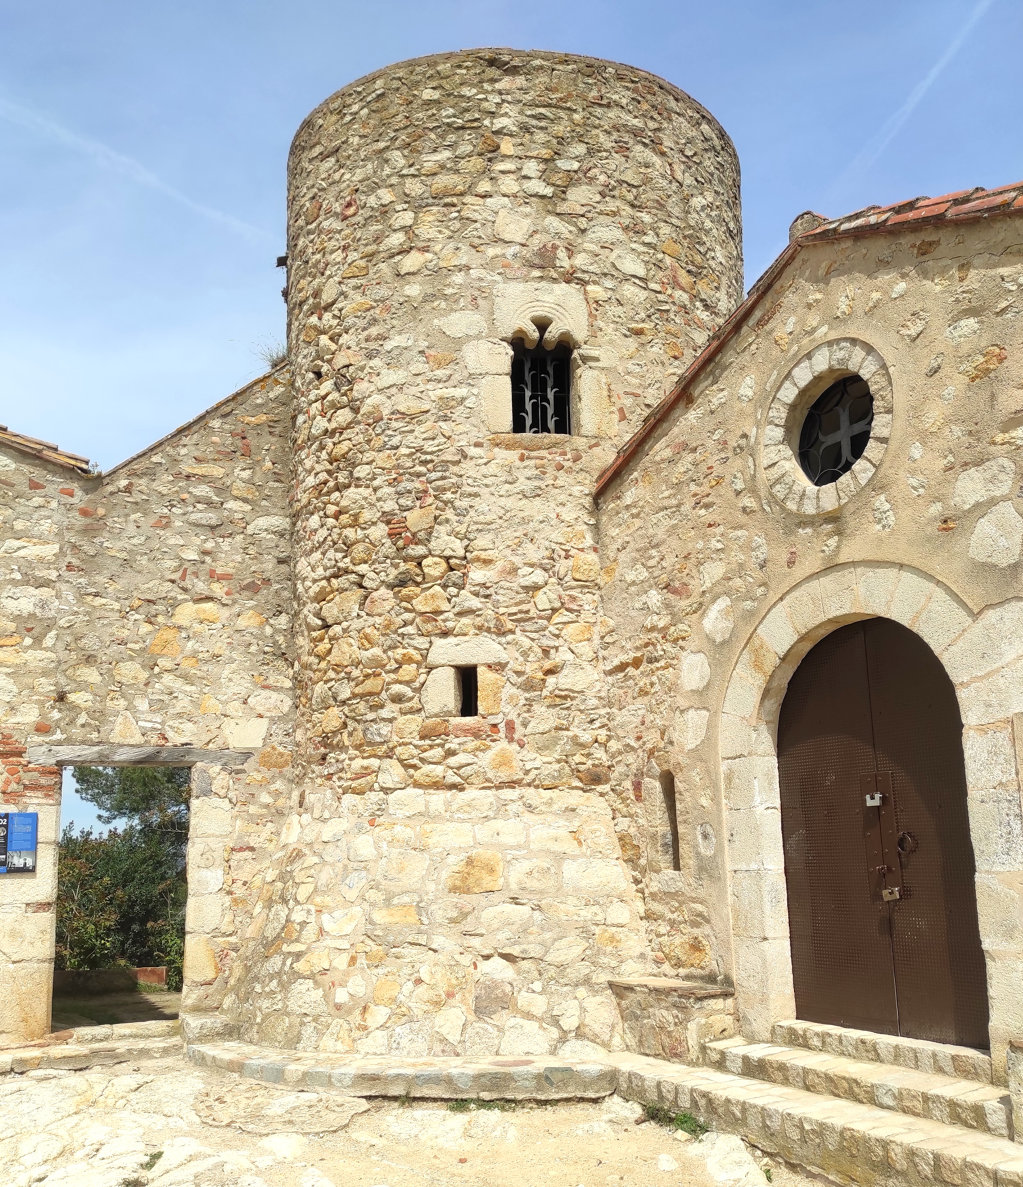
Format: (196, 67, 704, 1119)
(2, 49, 1022, 1114)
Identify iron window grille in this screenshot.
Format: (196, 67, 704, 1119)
(797, 375, 874, 487)
(511, 341, 572, 435)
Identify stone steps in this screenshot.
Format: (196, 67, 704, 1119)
(611, 1052, 1023, 1187)
(772, 1020, 993, 1083)
(0, 1034, 182, 1074)
(704, 1036, 1011, 1139)
(187, 1040, 619, 1100)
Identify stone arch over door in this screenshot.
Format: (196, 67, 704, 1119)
(720, 562, 1023, 1081)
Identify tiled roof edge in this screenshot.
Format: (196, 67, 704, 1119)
(0, 426, 93, 475)
(594, 179, 1023, 498)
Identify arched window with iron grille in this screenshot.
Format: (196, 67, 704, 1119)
(511, 339, 572, 435)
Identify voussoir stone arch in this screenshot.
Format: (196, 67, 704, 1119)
(761, 337, 893, 516)
(718, 560, 1023, 1081)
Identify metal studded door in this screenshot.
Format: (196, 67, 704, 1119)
(777, 619, 989, 1048)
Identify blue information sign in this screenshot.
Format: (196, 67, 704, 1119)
(0, 812, 38, 874)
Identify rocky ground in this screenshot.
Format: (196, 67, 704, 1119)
(0, 1052, 821, 1187)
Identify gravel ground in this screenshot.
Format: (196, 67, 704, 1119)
(0, 1053, 821, 1187)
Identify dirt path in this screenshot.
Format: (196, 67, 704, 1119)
(50, 990, 181, 1030)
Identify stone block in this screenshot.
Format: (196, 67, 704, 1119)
(953, 459, 1016, 511)
(729, 869, 790, 940)
(958, 657, 1023, 726)
(426, 637, 508, 667)
(943, 600, 1023, 682)
(969, 503, 1023, 567)
(967, 790, 1023, 872)
(481, 374, 513, 432)
(183, 933, 221, 986)
(445, 850, 503, 894)
(1008, 1040, 1023, 1142)
(5, 912, 54, 988)
(563, 858, 628, 896)
(421, 666, 459, 717)
(963, 724, 1017, 792)
(0, 959, 52, 1045)
(726, 807, 784, 873)
(609, 978, 735, 1063)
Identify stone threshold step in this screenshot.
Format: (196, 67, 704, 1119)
(773, 1020, 993, 1083)
(705, 1037, 1011, 1139)
(186, 1040, 618, 1100)
(0, 1035, 182, 1075)
(610, 1053, 1023, 1187)
(54, 1019, 181, 1045)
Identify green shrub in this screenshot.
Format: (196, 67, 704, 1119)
(57, 766, 189, 988)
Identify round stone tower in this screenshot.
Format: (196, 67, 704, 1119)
(226, 49, 742, 1055)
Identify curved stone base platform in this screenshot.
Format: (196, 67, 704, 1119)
(186, 1040, 619, 1100)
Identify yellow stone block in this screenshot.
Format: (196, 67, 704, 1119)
(412, 587, 450, 614)
(477, 667, 504, 715)
(148, 626, 181, 657)
(371, 906, 421, 928)
(571, 553, 600, 583)
(446, 851, 504, 894)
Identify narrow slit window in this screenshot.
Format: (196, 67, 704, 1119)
(458, 667, 478, 717)
(660, 770, 681, 872)
(511, 340, 571, 434)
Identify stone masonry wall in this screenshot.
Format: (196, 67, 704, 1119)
(596, 216, 1023, 1019)
(0, 370, 296, 1020)
(0, 440, 86, 1041)
(222, 50, 744, 1057)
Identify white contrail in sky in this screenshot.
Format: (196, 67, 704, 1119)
(833, 0, 997, 199)
(0, 95, 270, 241)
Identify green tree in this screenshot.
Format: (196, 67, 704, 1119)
(56, 767, 190, 989)
(73, 765, 189, 847)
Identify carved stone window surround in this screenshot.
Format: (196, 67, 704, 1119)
(760, 337, 893, 515)
(466, 282, 613, 438)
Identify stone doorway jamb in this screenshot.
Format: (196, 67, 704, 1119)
(0, 744, 253, 1046)
(718, 562, 1023, 1082)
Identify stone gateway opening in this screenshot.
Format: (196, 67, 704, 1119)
(777, 618, 989, 1048)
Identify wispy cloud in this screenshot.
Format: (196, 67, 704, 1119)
(831, 0, 997, 200)
(0, 95, 270, 241)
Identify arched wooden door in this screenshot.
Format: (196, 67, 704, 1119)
(777, 618, 989, 1047)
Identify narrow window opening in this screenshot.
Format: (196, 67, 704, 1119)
(659, 770, 681, 872)
(511, 339, 572, 434)
(457, 666, 478, 717)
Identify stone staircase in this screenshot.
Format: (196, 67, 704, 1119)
(612, 1020, 1023, 1187)
(704, 1022, 1011, 1140)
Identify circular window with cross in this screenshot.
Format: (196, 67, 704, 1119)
(761, 338, 893, 514)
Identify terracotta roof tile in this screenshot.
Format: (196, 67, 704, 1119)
(800, 181, 1022, 240)
(594, 176, 1023, 498)
(887, 201, 952, 225)
(0, 425, 92, 474)
(947, 190, 1018, 217)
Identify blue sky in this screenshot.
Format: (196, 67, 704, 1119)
(1, 0, 1019, 828)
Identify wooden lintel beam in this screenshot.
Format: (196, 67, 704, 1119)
(24, 745, 255, 769)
